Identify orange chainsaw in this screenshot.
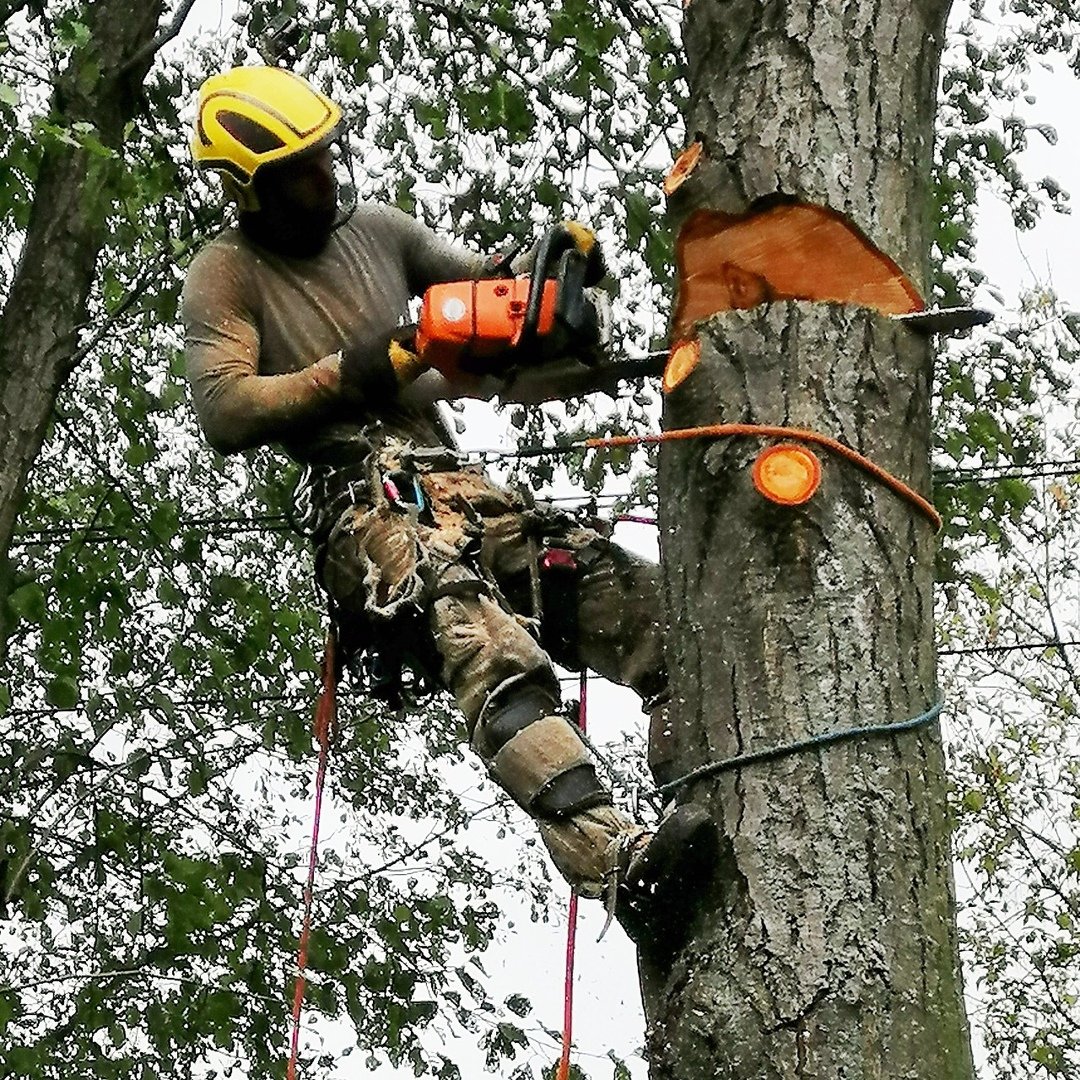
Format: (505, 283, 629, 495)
(415, 224, 610, 380)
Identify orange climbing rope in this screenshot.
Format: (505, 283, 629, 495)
(287, 628, 338, 1080)
(585, 423, 942, 531)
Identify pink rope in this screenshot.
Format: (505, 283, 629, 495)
(287, 630, 337, 1080)
(556, 670, 587, 1080)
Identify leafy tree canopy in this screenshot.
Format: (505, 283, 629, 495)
(1, 1, 1079, 1077)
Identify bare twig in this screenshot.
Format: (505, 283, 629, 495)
(121, 0, 199, 74)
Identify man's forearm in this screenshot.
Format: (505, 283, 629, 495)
(190, 357, 343, 455)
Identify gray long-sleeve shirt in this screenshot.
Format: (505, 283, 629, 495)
(181, 202, 485, 464)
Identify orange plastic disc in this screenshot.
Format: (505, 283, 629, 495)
(752, 443, 822, 506)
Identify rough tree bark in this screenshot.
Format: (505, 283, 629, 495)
(642, 2, 974, 1078)
(0, 0, 175, 652)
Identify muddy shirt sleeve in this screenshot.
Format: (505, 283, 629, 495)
(182, 242, 343, 455)
(376, 206, 488, 293)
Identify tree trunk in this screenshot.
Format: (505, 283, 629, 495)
(642, 2, 974, 1078)
(0, 0, 167, 647)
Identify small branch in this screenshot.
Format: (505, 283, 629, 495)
(3, 967, 283, 1007)
(121, 0, 199, 74)
(361, 800, 501, 880)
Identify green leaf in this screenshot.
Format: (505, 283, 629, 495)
(504, 993, 530, 1017)
(962, 789, 986, 812)
(8, 582, 46, 624)
(44, 675, 79, 710)
(497, 1021, 527, 1047)
(186, 764, 208, 796)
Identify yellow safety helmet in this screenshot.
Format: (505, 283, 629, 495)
(191, 66, 342, 211)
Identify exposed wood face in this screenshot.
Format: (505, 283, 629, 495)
(672, 203, 926, 339)
(663, 141, 704, 197)
(665, 200, 929, 390)
(662, 337, 702, 393)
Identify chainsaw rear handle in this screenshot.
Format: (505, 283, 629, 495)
(520, 224, 580, 351)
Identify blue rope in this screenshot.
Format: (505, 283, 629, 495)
(656, 700, 944, 800)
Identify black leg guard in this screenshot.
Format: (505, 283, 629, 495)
(532, 762, 611, 818)
(479, 687, 612, 819)
(482, 684, 559, 751)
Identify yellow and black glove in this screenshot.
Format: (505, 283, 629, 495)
(339, 324, 425, 402)
(561, 219, 607, 286)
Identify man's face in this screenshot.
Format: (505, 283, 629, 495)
(252, 143, 339, 251)
(274, 145, 337, 218)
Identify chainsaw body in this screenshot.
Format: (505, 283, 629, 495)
(415, 226, 609, 379)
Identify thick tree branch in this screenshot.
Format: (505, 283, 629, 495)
(0, 0, 168, 661)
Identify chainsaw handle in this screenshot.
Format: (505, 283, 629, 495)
(520, 224, 578, 350)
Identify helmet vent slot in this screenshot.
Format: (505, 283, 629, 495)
(217, 111, 287, 154)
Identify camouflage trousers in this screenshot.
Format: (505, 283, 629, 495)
(315, 444, 669, 896)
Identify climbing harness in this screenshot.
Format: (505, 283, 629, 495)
(287, 628, 338, 1080)
(556, 669, 587, 1080)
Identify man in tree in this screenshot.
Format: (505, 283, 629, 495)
(182, 65, 712, 934)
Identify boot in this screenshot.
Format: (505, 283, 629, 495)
(614, 803, 718, 948)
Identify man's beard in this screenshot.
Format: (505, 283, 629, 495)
(239, 194, 338, 258)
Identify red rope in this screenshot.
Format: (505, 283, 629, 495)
(556, 669, 587, 1080)
(287, 628, 338, 1080)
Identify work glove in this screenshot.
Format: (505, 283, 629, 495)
(561, 219, 607, 286)
(339, 324, 425, 403)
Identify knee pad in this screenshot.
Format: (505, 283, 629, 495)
(479, 686, 612, 819)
